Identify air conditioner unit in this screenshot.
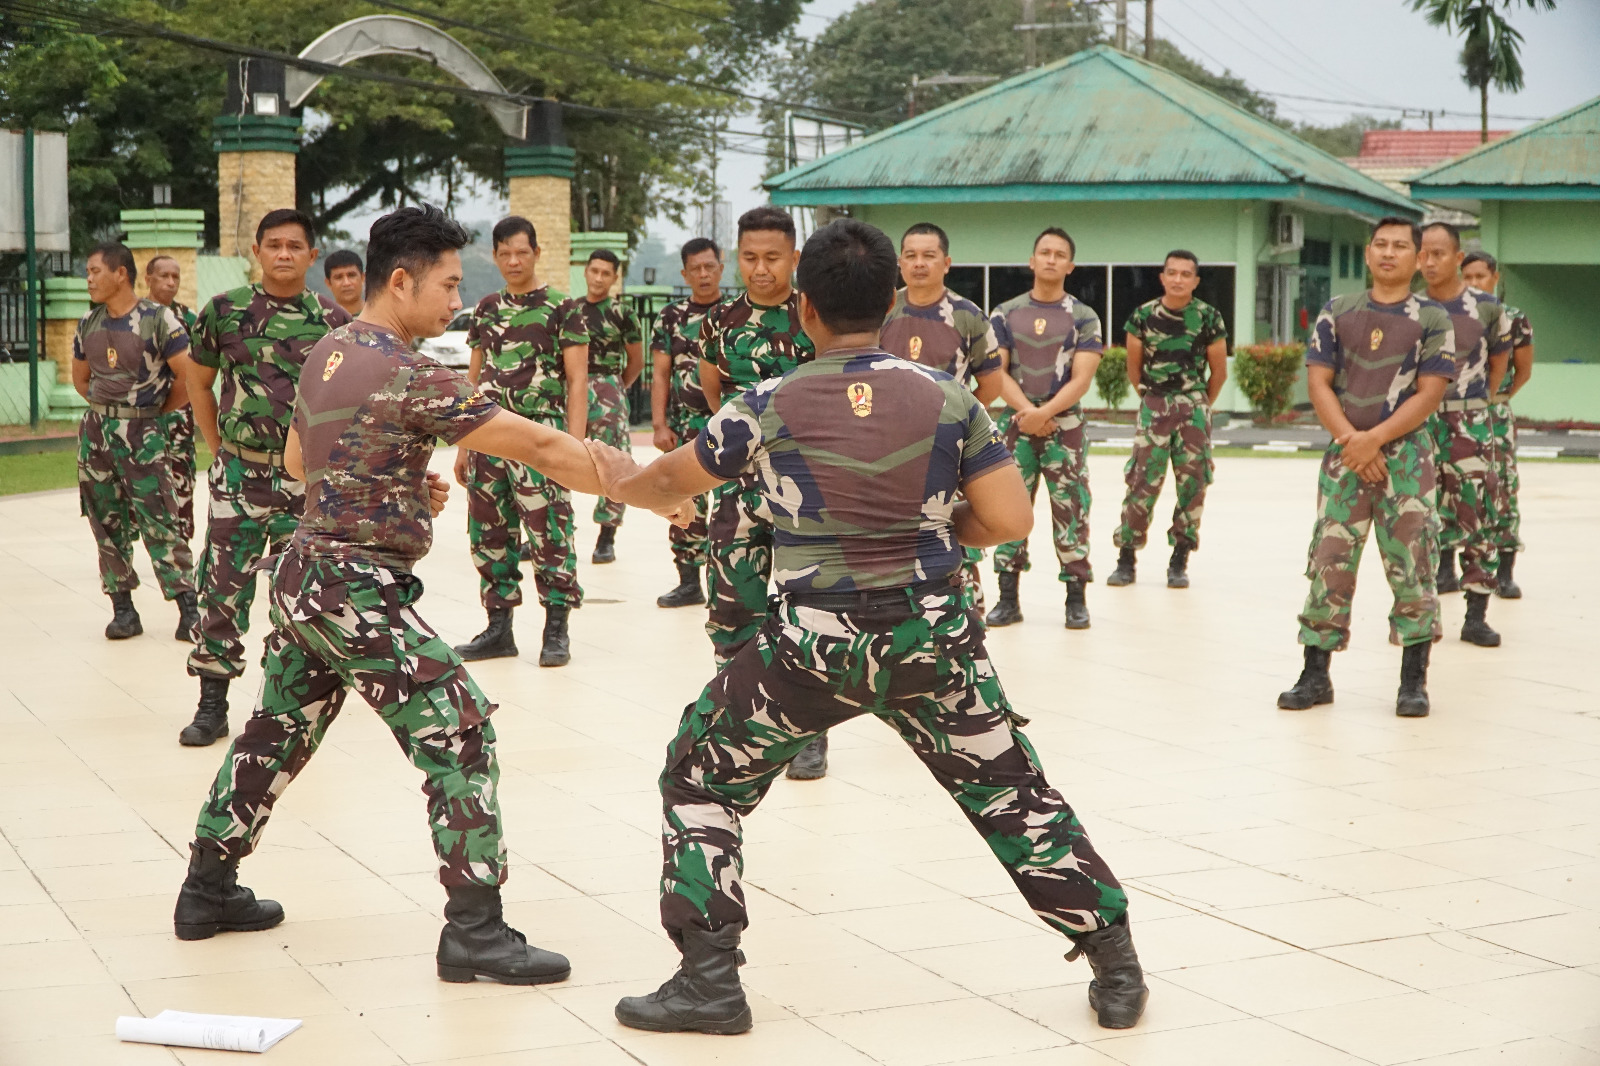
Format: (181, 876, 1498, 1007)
(1273, 212, 1304, 252)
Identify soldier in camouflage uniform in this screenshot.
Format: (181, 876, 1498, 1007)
(174, 205, 679, 983)
(1279, 217, 1456, 719)
(880, 222, 1003, 614)
(1419, 222, 1511, 649)
(693, 207, 826, 779)
(452, 216, 579, 669)
(178, 210, 351, 748)
(146, 255, 199, 544)
(559, 248, 643, 564)
(592, 220, 1147, 1037)
(985, 228, 1104, 631)
(1108, 251, 1230, 590)
(1462, 252, 1534, 599)
(71, 242, 198, 642)
(649, 237, 725, 609)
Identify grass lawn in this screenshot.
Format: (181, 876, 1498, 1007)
(0, 443, 215, 497)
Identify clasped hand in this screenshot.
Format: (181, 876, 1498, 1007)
(1336, 429, 1388, 484)
(584, 439, 696, 528)
(1015, 405, 1056, 437)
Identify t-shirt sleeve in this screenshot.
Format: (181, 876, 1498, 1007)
(1075, 305, 1105, 354)
(405, 364, 503, 443)
(649, 309, 673, 355)
(1123, 303, 1149, 347)
(157, 306, 189, 359)
(556, 303, 588, 351)
(621, 306, 644, 345)
(969, 317, 1002, 377)
(1512, 312, 1533, 350)
(1487, 301, 1513, 358)
(1201, 304, 1228, 347)
(191, 299, 223, 369)
(72, 316, 88, 361)
(989, 307, 1014, 351)
(465, 298, 492, 350)
(693, 388, 763, 481)
(1306, 302, 1339, 370)
(958, 395, 1015, 483)
(1417, 306, 1457, 379)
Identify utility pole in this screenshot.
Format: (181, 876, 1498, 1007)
(909, 73, 1000, 118)
(1115, 0, 1128, 51)
(1022, 0, 1037, 69)
(1145, 0, 1154, 59)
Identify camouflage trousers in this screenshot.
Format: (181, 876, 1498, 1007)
(1113, 392, 1213, 552)
(196, 551, 506, 887)
(1489, 401, 1522, 553)
(1297, 431, 1441, 651)
(960, 546, 986, 617)
(666, 408, 711, 569)
(993, 407, 1093, 583)
(466, 448, 581, 611)
(705, 480, 772, 666)
(159, 407, 198, 543)
(77, 410, 195, 599)
(187, 451, 304, 679)
(1428, 408, 1500, 595)
(588, 374, 632, 528)
(659, 584, 1127, 939)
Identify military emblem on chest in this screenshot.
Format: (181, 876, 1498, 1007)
(1370, 328, 1384, 351)
(105, 345, 118, 369)
(322, 351, 344, 381)
(1033, 318, 1048, 336)
(847, 382, 873, 417)
(908, 336, 923, 361)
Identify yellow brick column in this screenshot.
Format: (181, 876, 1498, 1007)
(212, 115, 301, 282)
(120, 209, 205, 310)
(41, 277, 91, 415)
(505, 145, 576, 294)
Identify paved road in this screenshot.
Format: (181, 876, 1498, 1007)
(1085, 419, 1600, 458)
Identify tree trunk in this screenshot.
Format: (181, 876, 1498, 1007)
(1481, 79, 1489, 144)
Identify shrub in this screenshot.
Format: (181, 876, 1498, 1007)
(1234, 343, 1305, 422)
(1094, 346, 1131, 411)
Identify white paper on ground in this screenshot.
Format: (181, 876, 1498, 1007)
(115, 1011, 302, 1053)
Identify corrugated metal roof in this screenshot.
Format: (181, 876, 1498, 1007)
(766, 45, 1416, 215)
(195, 255, 251, 303)
(1356, 130, 1509, 163)
(1410, 94, 1600, 193)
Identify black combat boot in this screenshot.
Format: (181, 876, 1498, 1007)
(657, 562, 705, 608)
(985, 572, 1024, 627)
(1166, 545, 1191, 589)
(1064, 578, 1090, 630)
(105, 591, 143, 640)
(173, 842, 284, 941)
(1106, 546, 1136, 587)
(539, 605, 571, 667)
(1066, 915, 1148, 1030)
(1396, 641, 1431, 717)
(1277, 646, 1334, 710)
(174, 590, 200, 642)
(1496, 550, 1522, 599)
(1436, 549, 1460, 593)
(615, 925, 752, 1035)
(455, 608, 517, 661)
(786, 733, 828, 780)
(179, 676, 230, 747)
(1460, 591, 1501, 647)
(592, 524, 617, 564)
(436, 883, 571, 985)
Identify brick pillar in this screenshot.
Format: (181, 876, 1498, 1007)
(506, 145, 576, 296)
(120, 208, 205, 310)
(43, 277, 91, 415)
(213, 115, 301, 282)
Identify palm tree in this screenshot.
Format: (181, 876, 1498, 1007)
(1409, 0, 1556, 142)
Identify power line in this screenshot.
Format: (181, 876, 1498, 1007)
(633, 0, 741, 30)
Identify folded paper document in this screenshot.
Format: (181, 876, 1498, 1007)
(116, 1011, 302, 1053)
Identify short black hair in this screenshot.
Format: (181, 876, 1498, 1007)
(322, 249, 363, 278)
(90, 242, 137, 286)
(255, 208, 315, 247)
(1163, 249, 1199, 270)
(491, 216, 537, 251)
(795, 219, 897, 334)
(1462, 251, 1499, 273)
(901, 222, 949, 255)
(1371, 216, 1422, 247)
(737, 205, 796, 246)
(680, 236, 721, 264)
(364, 204, 470, 299)
(1421, 220, 1462, 250)
(144, 254, 179, 274)
(1034, 227, 1076, 259)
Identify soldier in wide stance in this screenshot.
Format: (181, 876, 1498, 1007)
(590, 219, 1147, 1037)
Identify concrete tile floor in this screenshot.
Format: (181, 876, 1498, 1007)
(0, 447, 1596, 1065)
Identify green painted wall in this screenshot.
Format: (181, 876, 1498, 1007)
(1497, 202, 1600, 266)
(1503, 264, 1600, 364)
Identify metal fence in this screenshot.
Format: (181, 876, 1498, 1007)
(0, 283, 43, 364)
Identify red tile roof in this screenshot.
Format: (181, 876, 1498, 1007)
(1356, 129, 1511, 162)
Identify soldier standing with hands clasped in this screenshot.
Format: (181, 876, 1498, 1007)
(145, 255, 200, 549)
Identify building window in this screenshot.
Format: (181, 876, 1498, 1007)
(1338, 243, 1350, 279)
(1300, 239, 1331, 268)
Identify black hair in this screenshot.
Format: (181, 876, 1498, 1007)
(491, 215, 537, 251)
(322, 249, 364, 278)
(1462, 251, 1499, 274)
(1421, 220, 1462, 250)
(1371, 216, 1422, 247)
(90, 242, 137, 286)
(1033, 226, 1076, 259)
(144, 254, 179, 274)
(1163, 249, 1200, 270)
(737, 205, 796, 246)
(364, 204, 471, 299)
(901, 222, 950, 255)
(587, 248, 621, 270)
(255, 208, 316, 247)
(680, 236, 721, 264)
(795, 219, 898, 334)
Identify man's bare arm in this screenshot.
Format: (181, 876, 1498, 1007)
(563, 346, 589, 439)
(697, 358, 723, 411)
(285, 426, 304, 481)
(622, 340, 644, 388)
(72, 358, 90, 400)
(1204, 338, 1229, 407)
(587, 440, 722, 511)
(1124, 336, 1144, 390)
(972, 370, 1004, 407)
(161, 349, 192, 414)
(174, 353, 221, 453)
(1039, 349, 1101, 415)
(953, 462, 1032, 548)
(458, 409, 606, 496)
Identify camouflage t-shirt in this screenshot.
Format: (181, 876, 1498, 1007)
(695, 349, 1014, 593)
(557, 295, 643, 378)
(651, 296, 724, 417)
(465, 285, 567, 422)
(1124, 296, 1228, 397)
(168, 300, 198, 333)
(1434, 286, 1512, 403)
(696, 292, 815, 392)
(880, 288, 1001, 384)
(1307, 291, 1456, 431)
(73, 298, 189, 409)
(192, 284, 351, 452)
(1497, 305, 1534, 395)
(292, 321, 501, 572)
(990, 293, 1105, 405)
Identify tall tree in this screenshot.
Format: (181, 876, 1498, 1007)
(1409, 0, 1556, 142)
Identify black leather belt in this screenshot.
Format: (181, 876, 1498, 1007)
(89, 402, 163, 419)
(783, 576, 959, 611)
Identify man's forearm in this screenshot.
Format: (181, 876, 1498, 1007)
(996, 373, 1032, 413)
(191, 386, 221, 454)
(1308, 379, 1355, 440)
(651, 354, 671, 430)
(952, 501, 1012, 549)
(566, 378, 587, 438)
(698, 359, 722, 410)
(1370, 385, 1444, 447)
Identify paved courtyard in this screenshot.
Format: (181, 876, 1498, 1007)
(1, 446, 1597, 1066)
